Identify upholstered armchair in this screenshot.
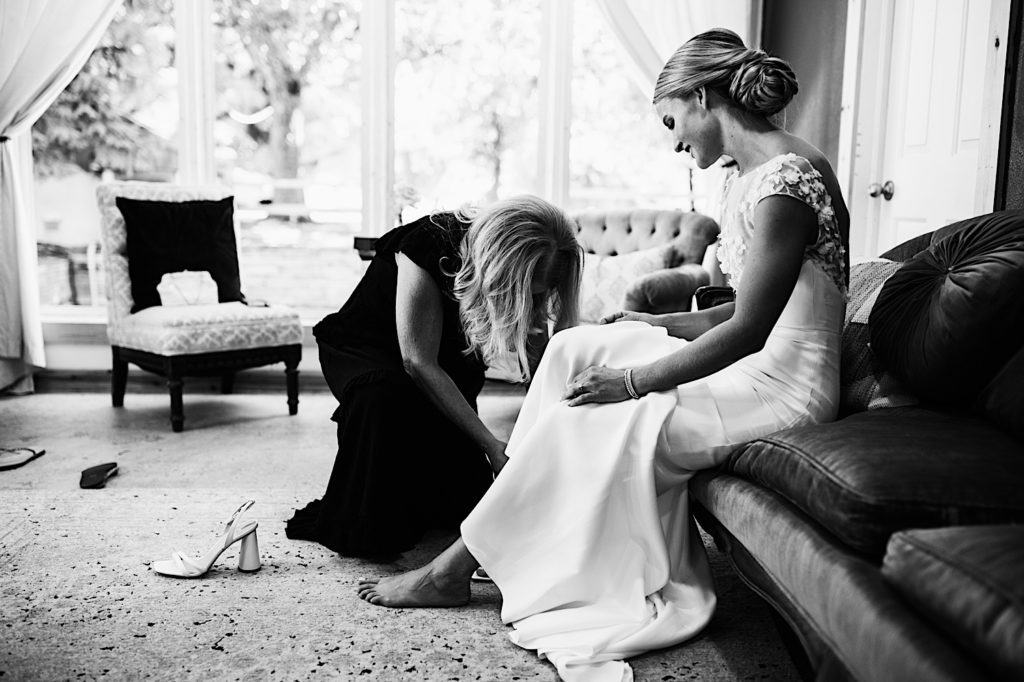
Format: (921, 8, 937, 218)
(572, 208, 720, 321)
(96, 182, 303, 432)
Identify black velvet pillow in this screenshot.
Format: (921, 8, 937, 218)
(116, 196, 245, 313)
(869, 210, 1024, 405)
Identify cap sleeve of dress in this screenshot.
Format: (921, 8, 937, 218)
(748, 154, 829, 218)
(396, 214, 462, 293)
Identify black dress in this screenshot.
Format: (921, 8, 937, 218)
(286, 213, 493, 558)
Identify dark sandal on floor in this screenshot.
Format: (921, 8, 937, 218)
(0, 447, 46, 472)
(80, 462, 119, 489)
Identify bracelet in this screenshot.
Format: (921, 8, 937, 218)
(623, 368, 640, 400)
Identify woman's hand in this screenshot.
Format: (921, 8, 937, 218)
(562, 365, 630, 406)
(599, 310, 657, 325)
(485, 440, 509, 476)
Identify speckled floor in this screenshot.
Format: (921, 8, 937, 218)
(0, 386, 800, 681)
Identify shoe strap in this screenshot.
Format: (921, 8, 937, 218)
(222, 500, 255, 536)
(222, 500, 257, 548)
(170, 550, 204, 576)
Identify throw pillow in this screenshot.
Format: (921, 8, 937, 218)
(579, 245, 674, 322)
(870, 210, 1024, 405)
(839, 258, 918, 414)
(116, 196, 245, 313)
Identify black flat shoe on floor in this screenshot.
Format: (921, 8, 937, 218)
(80, 462, 118, 489)
(0, 447, 45, 472)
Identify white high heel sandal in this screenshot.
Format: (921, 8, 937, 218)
(151, 500, 261, 578)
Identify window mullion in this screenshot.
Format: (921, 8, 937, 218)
(537, 0, 573, 207)
(175, 0, 216, 185)
(361, 0, 395, 236)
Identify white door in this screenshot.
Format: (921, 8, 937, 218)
(841, 0, 1011, 258)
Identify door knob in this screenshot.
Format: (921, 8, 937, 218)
(868, 180, 895, 200)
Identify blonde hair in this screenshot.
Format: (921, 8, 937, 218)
(653, 28, 798, 118)
(451, 195, 582, 382)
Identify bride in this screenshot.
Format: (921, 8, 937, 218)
(357, 28, 850, 682)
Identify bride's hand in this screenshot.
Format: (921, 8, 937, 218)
(562, 365, 630, 406)
(599, 310, 656, 325)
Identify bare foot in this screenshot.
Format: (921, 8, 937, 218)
(357, 563, 470, 608)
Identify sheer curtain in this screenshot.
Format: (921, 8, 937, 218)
(0, 0, 122, 393)
(592, 0, 758, 96)
(591, 0, 757, 221)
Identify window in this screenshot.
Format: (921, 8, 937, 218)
(211, 0, 365, 309)
(32, 0, 177, 307)
(568, 0, 697, 213)
(394, 0, 541, 221)
(32, 0, 716, 315)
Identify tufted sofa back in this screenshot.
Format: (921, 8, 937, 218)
(571, 208, 719, 265)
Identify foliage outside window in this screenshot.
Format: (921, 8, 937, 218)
(31, 0, 707, 313)
(394, 0, 542, 221)
(569, 0, 705, 214)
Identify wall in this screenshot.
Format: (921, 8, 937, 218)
(998, 0, 1024, 210)
(761, 0, 849, 164)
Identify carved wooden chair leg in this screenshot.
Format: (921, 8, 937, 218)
(166, 359, 185, 432)
(220, 372, 235, 394)
(111, 347, 128, 407)
(285, 355, 300, 416)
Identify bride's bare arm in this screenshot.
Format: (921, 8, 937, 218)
(566, 196, 816, 406)
(632, 196, 816, 393)
(600, 302, 734, 341)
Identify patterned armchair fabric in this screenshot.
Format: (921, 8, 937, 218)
(96, 182, 303, 431)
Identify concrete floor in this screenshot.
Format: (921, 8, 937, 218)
(0, 379, 800, 681)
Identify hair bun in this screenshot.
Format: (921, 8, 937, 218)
(729, 50, 798, 116)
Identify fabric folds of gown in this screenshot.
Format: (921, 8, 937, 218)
(462, 322, 716, 682)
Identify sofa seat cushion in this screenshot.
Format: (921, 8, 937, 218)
(109, 302, 303, 355)
(721, 407, 1024, 557)
(882, 525, 1024, 680)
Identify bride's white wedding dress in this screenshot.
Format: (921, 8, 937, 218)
(462, 154, 848, 682)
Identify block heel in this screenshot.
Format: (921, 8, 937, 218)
(237, 531, 261, 572)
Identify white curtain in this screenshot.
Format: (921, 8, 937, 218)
(0, 0, 122, 393)
(593, 0, 758, 98)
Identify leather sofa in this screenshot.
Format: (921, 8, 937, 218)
(691, 210, 1024, 681)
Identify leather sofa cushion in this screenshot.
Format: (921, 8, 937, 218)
(882, 525, 1024, 681)
(870, 210, 1024, 406)
(976, 343, 1024, 441)
(722, 406, 1024, 557)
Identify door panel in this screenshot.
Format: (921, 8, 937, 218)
(876, 0, 987, 253)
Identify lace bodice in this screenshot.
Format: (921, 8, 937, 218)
(717, 153, 847, 296)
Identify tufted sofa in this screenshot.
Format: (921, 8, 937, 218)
(571, 208, 720, 316)
(690, 210, 1024, 681)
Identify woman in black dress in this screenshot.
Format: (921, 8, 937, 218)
(287, 195, 582, 559)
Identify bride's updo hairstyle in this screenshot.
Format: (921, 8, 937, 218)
(653, 28, 798, 118)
